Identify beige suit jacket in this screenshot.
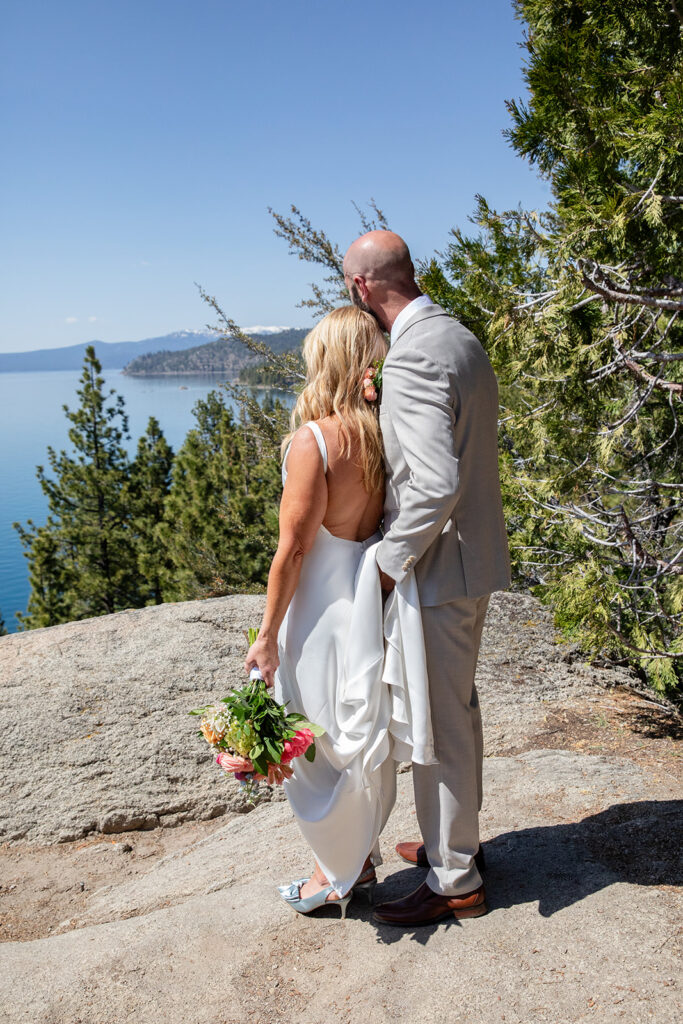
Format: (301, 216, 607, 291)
(376, 301, 511, 606)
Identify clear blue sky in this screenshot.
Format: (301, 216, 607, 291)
(1, 0, 549, 352)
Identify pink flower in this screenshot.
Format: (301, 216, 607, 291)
(281, 729, 315, 763)
(298, 727, 315, 748)
(362, 366, 378, 402)
(216, 752, 253, 773)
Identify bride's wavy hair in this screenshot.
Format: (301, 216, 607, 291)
(282, 306, 388, 493)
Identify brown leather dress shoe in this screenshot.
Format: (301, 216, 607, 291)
(374, 880, 487, 926)
(396, 841, 486, 874)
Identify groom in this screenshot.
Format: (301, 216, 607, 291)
(343, 230, 510, 925)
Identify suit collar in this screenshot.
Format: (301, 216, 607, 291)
(390, 294, 432, 343)
(390, 300, 448, 346)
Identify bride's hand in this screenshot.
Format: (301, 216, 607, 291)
(245, 635, 279, 689)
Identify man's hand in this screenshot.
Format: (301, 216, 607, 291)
(379, 568, 396, 593)
(244, 635, 279, 689)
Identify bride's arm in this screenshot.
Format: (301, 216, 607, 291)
(244, 428, 327, 687)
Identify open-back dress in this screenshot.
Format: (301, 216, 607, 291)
(274, 421, 436, 897)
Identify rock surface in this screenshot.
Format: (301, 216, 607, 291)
(0, 595, 279, 845)
(0, 591, 633, 846)
(0, 592, 680, 1024)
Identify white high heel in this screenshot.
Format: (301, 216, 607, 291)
(278, 879, 352, 918)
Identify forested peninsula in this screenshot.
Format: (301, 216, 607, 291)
(122, 328, 308, 376)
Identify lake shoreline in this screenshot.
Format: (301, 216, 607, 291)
(122, 370, 240, 378)
(0, 369, 293, 632)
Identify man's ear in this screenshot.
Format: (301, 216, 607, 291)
(355, 275, 370, 302)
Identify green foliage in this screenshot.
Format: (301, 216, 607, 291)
(0, 612, 7, 637)
(159, 389, 284, 599)
(218, 677, 312, 775)
(15, 345, 289, 627)
(130, 417, 174, 605)
(429, 0, 683, 693)
(20, 345, 300, 627)
(238, 361, 302, 388)
(371, 358, 384, 392)
(14, 521, 70, 627)
(15, 347, 144, 627)
(269, 200, 389, 317)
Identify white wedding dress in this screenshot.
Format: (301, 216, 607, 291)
(275, 422, 436, 897)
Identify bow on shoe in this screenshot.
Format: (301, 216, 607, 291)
(278, 878, 309, 900)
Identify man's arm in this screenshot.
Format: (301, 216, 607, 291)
(377, 347, 461, 584)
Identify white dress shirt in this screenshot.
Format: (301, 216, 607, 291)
(390, 294, 433, 345)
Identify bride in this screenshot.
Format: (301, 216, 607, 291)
(245, 305, 433, 917)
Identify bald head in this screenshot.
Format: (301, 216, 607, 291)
(343, 230, 421, 331)
(343, 230, 415, 288)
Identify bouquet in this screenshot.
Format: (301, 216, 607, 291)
(190, 629, 324, 800)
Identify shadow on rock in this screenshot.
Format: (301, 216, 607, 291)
(370, 799, 682, 945)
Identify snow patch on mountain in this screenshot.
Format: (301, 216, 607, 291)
(243, 325, 293, 335)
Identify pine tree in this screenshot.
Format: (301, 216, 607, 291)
(14, 519, 71, 628)
(0, 612, 7, 637)
(15, 346, 141, 626)
(130, 416, 174, 605)
(417, 0, 683, 691)
(226, 393, 287, 588)
(160, 390, 283, 600)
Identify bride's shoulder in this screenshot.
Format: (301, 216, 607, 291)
(288, 423, 320, 451)
(286, 422, 327, 472)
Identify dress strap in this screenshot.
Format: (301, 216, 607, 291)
(282, 421, 328, 483)
(303, 421, 328, 473)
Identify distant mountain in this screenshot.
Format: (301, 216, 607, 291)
(0, 331, 217, 373)
(123, 328, 308, 377)
(0, 327, 307, 374)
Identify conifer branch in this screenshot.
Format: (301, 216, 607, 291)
(581, 264, 683, 313)
(616, 344, 683, 396)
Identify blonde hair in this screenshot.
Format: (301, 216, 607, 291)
(282, 306, 388, 493)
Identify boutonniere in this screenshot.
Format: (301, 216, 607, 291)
(362, 358, 384, 402)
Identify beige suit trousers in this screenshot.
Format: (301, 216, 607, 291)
(413, 594, 490, 896)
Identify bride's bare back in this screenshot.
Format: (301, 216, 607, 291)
(316, 415, 384, 542)
(245, 304, 387, 691)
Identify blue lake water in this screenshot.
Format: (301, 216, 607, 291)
(0, 370, 292, 632)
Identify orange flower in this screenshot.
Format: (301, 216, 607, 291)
(201, 720, 224, 745)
